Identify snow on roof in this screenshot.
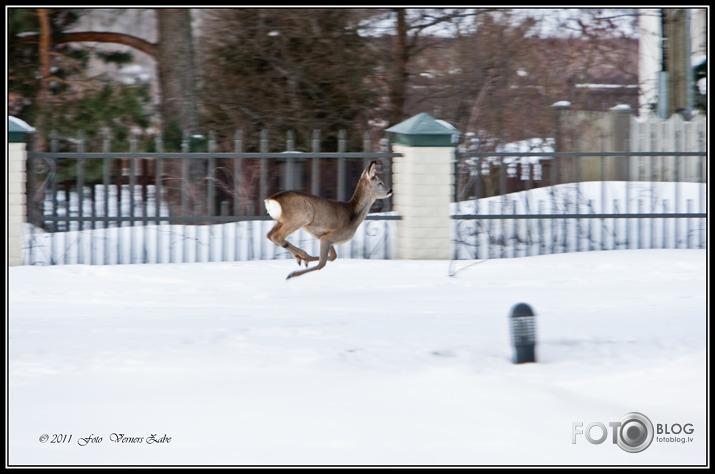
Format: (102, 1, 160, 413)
(9, 116, 36, 133)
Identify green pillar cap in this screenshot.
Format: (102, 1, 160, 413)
(386, 112, 458, 147)
(9, 116, 35, 143)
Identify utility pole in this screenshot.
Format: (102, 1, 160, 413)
(661, 9, 691, 118)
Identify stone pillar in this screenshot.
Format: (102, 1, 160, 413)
(8, 117, 34, 266)
(387, 113, 458, 260)
(551, 100, 573, 152)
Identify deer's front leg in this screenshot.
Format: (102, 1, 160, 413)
(283, 242, 318, 267)
(286, 239, 332, 280)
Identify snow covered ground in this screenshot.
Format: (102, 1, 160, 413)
(8, 249, 707, 466)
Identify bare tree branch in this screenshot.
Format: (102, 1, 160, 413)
(17, 31, 158, 57)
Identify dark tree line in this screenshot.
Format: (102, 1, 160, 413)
(9, 8, 648, 154)
(198, 9, 377, 151)
(9, 8, 198, 151)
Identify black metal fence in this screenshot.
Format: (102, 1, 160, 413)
(452, 151, 707, 259)
(24, 130, 707, 265)
(25, 130, 400, 265)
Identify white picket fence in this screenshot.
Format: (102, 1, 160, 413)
(629, 114, 707, 182)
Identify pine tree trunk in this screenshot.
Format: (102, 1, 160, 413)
(156, 9, 199, 142)
(35, 8, 52, 151)
(388, 8, 409, 126)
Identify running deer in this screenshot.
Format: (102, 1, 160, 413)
(265, 161, 392, 279)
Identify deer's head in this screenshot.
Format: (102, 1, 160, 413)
(361, 161, 392, 200)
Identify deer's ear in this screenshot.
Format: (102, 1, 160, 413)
(363, 161, 377, 179)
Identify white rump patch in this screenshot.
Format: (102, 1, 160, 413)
(264, 199, 282, 219)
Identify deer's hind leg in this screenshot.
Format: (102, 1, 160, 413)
(267, 221, 317, 266)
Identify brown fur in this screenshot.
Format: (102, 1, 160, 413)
(265, 161, 392, 279)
